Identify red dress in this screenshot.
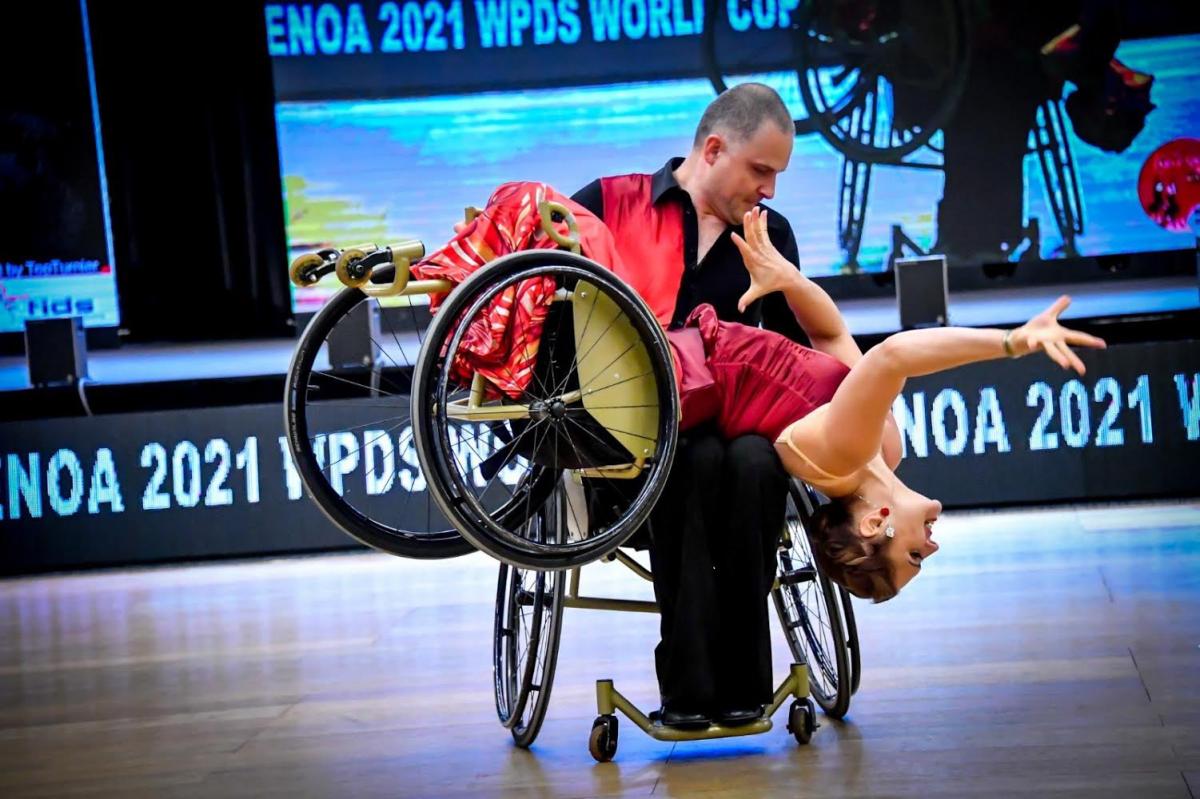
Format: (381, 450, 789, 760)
(668, 304, 851, 441)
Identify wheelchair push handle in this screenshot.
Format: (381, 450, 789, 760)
(538, 201, 582, 254)
(287, 238, 445, 298)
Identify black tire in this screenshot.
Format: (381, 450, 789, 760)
(795, 0, 971, 162)
(588, 715, 619, 762)
(772, 480, 853, 719)
(284, 267, 475, 560)
(411, 250, 679, 571)
(787, 698, 817, 745)
(699, 0, 816, 136)
(493, 484, 567, 748)
(838, 584, 863, 696)
(702, 0, 970, 162)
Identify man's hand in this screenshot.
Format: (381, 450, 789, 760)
(731, 207, 801, 313)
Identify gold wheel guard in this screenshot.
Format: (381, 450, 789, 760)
(442, 281, 660, 479)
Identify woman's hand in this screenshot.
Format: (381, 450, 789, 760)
(732, 207, 801, 313)
(1011, 295, 1107, 374)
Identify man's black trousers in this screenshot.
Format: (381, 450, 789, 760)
(645, 426, 790, 714)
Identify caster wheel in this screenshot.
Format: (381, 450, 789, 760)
(588, 715, 619, 762)
(335, 248, 371, 288)
(787, 699, 817, 746)
(289, 252, 326, 287)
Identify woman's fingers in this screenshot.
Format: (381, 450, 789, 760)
(744, 208, 764, 248)
(745, 207, 770, 250)
(1056, 340, 1087, 375)
(737, 285, 764, 314)
(1047, 294, 1072, 318)
(1038, 336, 1069, 370)
(1044, 338, 1084, 374)
(1064, 328, 1107, 349)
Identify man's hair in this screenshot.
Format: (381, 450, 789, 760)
(693, 82, 794, 148)
(807, 498, 899, 603)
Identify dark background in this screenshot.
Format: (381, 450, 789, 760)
(1, 1, 292, 346)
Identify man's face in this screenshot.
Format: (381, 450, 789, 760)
(702, 122, 794, 225)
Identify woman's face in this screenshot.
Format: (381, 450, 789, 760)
(873, 491, 942, 593)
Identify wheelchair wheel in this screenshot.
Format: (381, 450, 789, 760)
(772, 480, 853, 719)
(284, 267, 475, 560)
(794, 0, 971, 162)
(589, 715, 619, 763)
(411, 250, 679, 571)
(702, 0, 970, 162)
(699, 0, 817, 136)
(493, 482, 567, 748)
(838, 583, 863, 696)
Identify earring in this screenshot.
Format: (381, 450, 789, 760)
(880, 507, 890, 517)
(885, 525, 895, 538)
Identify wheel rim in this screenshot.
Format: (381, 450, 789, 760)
(773, 483, 849, 714)
(795, 0, 969, 162)
(701, 0, 968, 161)
(493, 484, 566, 742)
(284, 270, 472, 558)
(413, 253, 678, 570)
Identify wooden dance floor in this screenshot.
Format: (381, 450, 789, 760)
(1, 501, 1198, 798)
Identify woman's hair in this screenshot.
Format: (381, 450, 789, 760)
(807, 498, 899, 603)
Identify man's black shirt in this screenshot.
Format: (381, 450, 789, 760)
(572, 157, 805, 341)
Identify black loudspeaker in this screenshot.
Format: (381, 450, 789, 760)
(895, 255, 949, 330)
(24, 317, 89, 388)
(327, 302, 380, 370)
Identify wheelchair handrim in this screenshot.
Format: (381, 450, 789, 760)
(412, 251, 679, 570)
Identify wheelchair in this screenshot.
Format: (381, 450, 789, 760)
(702, 0, 1084, 270)
(285, 204, 861, 760)
(702, 0, 972, 163)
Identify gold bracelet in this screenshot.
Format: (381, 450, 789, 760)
(1002, 329, 1017, 358)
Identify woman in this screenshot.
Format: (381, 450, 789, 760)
(667, 208, 1107, 602)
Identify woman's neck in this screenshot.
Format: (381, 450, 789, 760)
(828, 455, 895, 501)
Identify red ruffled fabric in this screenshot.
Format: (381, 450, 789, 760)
(411, 182, 626, 399)
(676, 304, 851, 441)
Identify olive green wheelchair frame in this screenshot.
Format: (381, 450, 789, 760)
(563, 516, 817, 752)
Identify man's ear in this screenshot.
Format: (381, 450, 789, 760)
(702, 133, 723, 165)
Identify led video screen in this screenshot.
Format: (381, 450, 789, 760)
(265, 1, 1200, 312)
(0, 0, 119, 334)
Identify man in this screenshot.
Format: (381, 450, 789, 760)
(572, 83, 855, 729)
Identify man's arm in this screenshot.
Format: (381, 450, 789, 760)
(571, 179, 605, 220)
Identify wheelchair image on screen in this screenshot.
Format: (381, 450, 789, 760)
(702, 0, 1084, 270)
(285, 205, 860, 761)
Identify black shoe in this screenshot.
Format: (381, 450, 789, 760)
(653, 706, 712, 730)
(716, 706, 763, 727)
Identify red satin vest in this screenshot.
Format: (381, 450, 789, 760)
(600, 174, 686, 326)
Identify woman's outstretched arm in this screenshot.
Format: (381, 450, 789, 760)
(795, 296, 1107, 476)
